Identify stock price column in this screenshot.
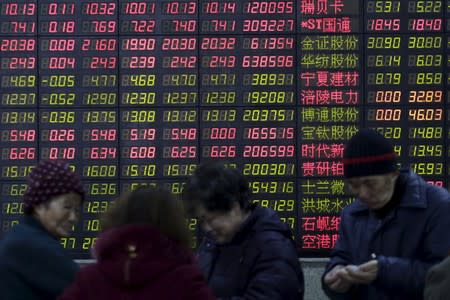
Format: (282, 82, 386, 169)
(119, 1, 199, 190)
(405, 0, 446, 186)
(364, 0, 405, 171)
(0, 1, 37, 235)
(39, 0, 119, 255)
(239, 0, 297, 232)
(447, 1, 450, 189)
(198, 0, 241, 232)
(199, 0, 238, 169)
(119, 0, 198, 104)
(119, 1, 160, 184)
(77, 28, 119, 254)
(298, 0, 361, 256)
(199, 0, 298, 232)
(119, 1, 199, 246)
(364, 0, 446, 187)
(76, 104, 119, 255)
(239, 1, 297, 227)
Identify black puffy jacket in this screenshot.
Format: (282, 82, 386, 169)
(197, 204, 304, 300)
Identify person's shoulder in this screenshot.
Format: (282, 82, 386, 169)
(170, 264, 215, 299)
(425, 186, 450, 208)
(0, 223, 36, 250)
(2, 223, 66, 259)
(406, 170, 448, 198)
(172, 263, 204, 277)
(59, 263, 102, 298)
(425, 183, 449, 201)
(412, 174, 450, 207)
(249, 229, 298, 260)
(0, 225, 50, 265)
(340, 200, 367, 216)
(248, 206, 295, 240)
(74, 263, 101, 280)
(168, 263, 210, 287)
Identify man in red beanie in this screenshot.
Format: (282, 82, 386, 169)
(322, 128, 450, 300)
(0, 160, 85, 300)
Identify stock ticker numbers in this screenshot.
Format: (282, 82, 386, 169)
(0, 0, 448, 258)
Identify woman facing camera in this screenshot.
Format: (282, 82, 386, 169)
(0, 160, 85, 300)
(59, 187, 215, 300)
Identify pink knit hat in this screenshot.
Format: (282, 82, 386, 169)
(23, 160, 85, 214)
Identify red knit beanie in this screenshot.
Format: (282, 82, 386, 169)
(23, 160, 85, 214)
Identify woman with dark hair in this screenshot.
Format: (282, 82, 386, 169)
(182, 162, 304, 300)
(0, 160, 85, 300)
(59, 187, 215, 300)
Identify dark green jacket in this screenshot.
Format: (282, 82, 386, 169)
(0, 215, 79, 300)
(425, 256, 450, 300)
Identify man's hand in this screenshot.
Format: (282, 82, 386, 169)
(324, 265, 353, 293)
(337, 260, 379, 285)
(324, 260, 379, 292)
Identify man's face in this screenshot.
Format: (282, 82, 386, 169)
(34, 192, 82, 238)
(196, 202, 245, 245)
(346, 172, 399, 210)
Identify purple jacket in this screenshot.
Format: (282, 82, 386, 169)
(59, 224, 215, 300)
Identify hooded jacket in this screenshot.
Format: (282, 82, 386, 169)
(322, 170, 450, 300)
(58, 224, 215, 300)
(197, 204, 304, 300)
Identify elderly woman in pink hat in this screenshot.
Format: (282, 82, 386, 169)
(0, 160, 85, 300)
